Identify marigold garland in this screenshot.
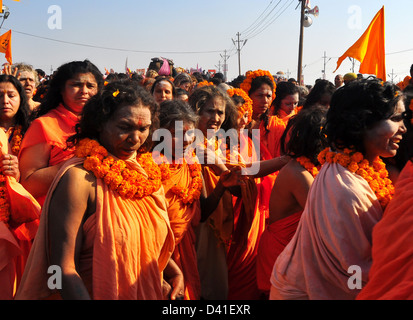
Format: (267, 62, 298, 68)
(317, 148, 394, 209)
(75, 138, 163, 199)
(240, 69, 276, 99)
(227, 88, 253, 124)
(0, 126, 24, 228)
(197, 80, 214, 88)
(158, 154, 203, 204)
(296, 156, 320, 178)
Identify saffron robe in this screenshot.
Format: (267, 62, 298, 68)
(357, 160, 413, 300)
(227, 133, 263, 300)
(18, 104, 79, 206)
(162, 163, 202, 300)
(0, 130, 40, 299)
(270, 162, 383, 300)
(15, 156, 175, 300)
(256, 211, 302, 293)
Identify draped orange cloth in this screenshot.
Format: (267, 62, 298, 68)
(357, 160, 413, 300)
(162, 163, 201, 300)
(256, 211, 302, 293)
(0, 130, 40, 299)
(18, 104, 79, 206)
(227, 133, 262, 300)
(258, 115, 288, 219)
(15, 156, 175, 300)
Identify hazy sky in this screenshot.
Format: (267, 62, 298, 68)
(1, 0, 412, 85)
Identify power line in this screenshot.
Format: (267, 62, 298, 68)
(240, 1, 275, 35)
(4, 28, 224, 55)
(242, 0, 282, 38)
(244, 0, 295, 40)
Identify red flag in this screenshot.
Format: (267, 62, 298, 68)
(0, 30, 12, 65)
(334, 6, 386, 80)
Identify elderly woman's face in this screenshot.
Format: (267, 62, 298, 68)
(363, 99, 407, 162)
(61, 72, 98, 114)
(99, 104, 152, 160)
(197, 97, 225, 137)
(0, 81, 20, 124)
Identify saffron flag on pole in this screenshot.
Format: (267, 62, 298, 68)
(334, 6, 386, 81)
(0, 30, 12, 65)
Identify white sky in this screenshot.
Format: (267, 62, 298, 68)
(2, 0, 412, 85)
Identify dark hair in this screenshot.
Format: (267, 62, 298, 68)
(272, 81, 300, 112)
(33, 60, 103, 119)
(324, 78, 402, 154)
(281, 104, 328, 165)
(159, 99, 198, 130)
(0, 74, 31, 135)
(67, 79, 159, 153)
(303, 80, 336, 109)
(150, 77, 176, 96)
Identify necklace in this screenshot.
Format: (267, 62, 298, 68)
(75, 138, 162, 199)
(318, 148, 394, 209)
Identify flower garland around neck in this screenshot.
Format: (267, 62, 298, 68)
(0, 126, 24, 227)
(227, 88, 253, 124)
(157, 153, 203, 205)
(296, 156, 320, 178)
(317, 147, 394, 209)
(75, 138, 162, 199)
(240, 69, 276, 100)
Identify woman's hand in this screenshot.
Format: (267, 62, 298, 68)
(1, 153, 20, 181)
(163, 259, 185, 300)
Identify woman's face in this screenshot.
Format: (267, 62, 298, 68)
(249, 83, 273, 118)
(0, 82, 20, 125)
(167, 122, 196, 160)
(279, 93, 299, 116)
(237, 106, 249, 131)
(153, 80, 173, 104)
(363, 99, 407, 162)
(61, 72, 99, 115)
(197, 97, 225, 136)
(99, 104, 152, 160)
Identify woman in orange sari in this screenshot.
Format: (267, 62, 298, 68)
(0, 75, 40, 299)
(16, 80, 180, 300)
(154, 99, 242, 300)
(19, 60, 103, 207)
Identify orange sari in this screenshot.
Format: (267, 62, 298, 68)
(227, 133, 262, 300)
(18, 104, 79, 206)
(357, 160, 413, 300)
(15, 156, 174, 300)
(0, 130, 40, 299)
(162, 163, 201, 300)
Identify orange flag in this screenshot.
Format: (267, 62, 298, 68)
(0, 30, 12, 65)
(334, 6, 386, 81)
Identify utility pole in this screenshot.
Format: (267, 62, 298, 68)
(232, 32, 247, 76)
(387, 69, 395, 83)
(220, 49, 230, 81)
(322, 51, 331, 80)
(297, 0, 305, 85)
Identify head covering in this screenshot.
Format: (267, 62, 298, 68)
(343, 73, 357, 81)
(158, 59, 171, 76)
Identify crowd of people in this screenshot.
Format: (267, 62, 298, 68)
(0, 58, 413, 300)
